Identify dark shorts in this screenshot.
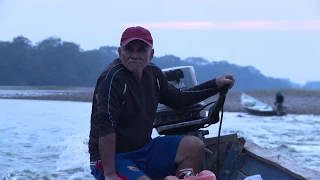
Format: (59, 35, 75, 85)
(90, 135, 184, 180)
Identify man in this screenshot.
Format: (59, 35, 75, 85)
(274, 91, 286, 115)
(89, 26, 235, 180)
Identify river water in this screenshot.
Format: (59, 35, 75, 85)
(1, 99, 319, 180)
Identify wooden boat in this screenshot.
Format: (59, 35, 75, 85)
(154, 121, 320, 179)
(154, 122, 320, 179)
(204, 133, 320, 180)
(154, 66, 319, 180)
(240, 93, 286, 116)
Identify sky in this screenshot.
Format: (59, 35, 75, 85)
(0, 0, 319, 85)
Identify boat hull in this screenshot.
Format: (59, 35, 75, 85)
(240, 93, 286, 116)
(204, 134, 320, 180)
(243, 107, 278, 116)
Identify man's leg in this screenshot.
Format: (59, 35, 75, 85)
(144, 135, 185, 179)
(174, 135, 205, 176)
(115, 159, 151, 180)
(91, 159, 151, 180)
(90, 161, 105, 180)
(144, 135, 205, 177)
(137, 176, 151, 180)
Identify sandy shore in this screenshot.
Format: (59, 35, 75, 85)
(1, 87, 319, 115)
(205, 89, 320, 115)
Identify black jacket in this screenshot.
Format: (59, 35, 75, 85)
(88, 58, 219, 161)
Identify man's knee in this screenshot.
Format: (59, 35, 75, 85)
(175, 135, 205, 162)
(182, 135, 205, 150)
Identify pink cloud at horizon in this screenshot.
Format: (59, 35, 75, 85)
(121, 20, 320, 30)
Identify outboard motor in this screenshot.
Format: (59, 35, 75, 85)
(153, 66, 208, 137)
(153, 66, 234, 176)
(153, 66, 232, 141)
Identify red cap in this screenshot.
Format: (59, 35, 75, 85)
(120, 26, 153, 47)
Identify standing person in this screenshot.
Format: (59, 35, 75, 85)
(89, 26, 235, 180)
(274, 91, 286, 115)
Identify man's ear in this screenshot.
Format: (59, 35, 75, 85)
(149, 48, 154, 61)
(118, 47, 122, 57)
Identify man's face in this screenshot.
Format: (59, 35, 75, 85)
(118, 40, 154, 75)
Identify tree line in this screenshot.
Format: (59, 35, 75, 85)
(0, 36, 295, 91)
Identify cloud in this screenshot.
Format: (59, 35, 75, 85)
(121, 20, 320, 30)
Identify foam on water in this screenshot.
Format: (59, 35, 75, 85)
(55, 132, 92, 180)
(0, 89, 88, 98)
(1, 99, 320, 179)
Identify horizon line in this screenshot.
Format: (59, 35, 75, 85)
(121, 20, 320, 30)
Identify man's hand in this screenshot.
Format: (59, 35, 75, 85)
(104, 173, 122, 180)
(215, 72, 235, 89)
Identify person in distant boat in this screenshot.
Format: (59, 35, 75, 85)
(274, 91, 285, 115)
(88, 26, 235, 180)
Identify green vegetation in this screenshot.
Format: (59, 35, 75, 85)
(0, 36, 308, 91)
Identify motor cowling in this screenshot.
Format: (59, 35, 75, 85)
(153, 66, 208, 135)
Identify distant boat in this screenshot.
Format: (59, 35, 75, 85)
(240, 93, 286, 116)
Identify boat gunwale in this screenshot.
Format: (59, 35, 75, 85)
(244, 140, 320, 180)
(204, 135, 320, 180)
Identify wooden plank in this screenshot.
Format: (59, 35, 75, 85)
(244, 141, 320, 180)
(232, 152, 247, 172)
(204, 134, 239, 174)
(229, 170, 248, 180)
(242, 155, 300, 180)
(218, 137, 246, 180)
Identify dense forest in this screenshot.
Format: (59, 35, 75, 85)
(1, 36, 319, 91)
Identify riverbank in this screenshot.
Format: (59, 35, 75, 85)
(1, 86, 319, 115)
(206, 89, 320, 115)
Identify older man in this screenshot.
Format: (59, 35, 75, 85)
(89, 26, 235, 180)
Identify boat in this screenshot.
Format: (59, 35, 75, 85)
(240, 93, 286, 116)
(153, 66, 319, 180)
(203, 134, 319, 180)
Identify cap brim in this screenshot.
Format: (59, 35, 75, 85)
(121, 38, 152, 47)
